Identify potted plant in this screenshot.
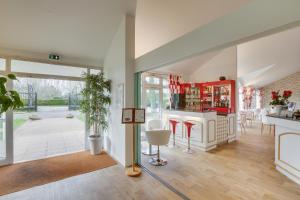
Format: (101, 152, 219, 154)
(269, 90, 292, 115)
(0, 74, 23, 116)
(80, 72, 111, 155)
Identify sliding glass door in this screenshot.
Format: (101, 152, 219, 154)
(0, 57, 100, 165)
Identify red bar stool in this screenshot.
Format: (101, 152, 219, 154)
(169, 119, 180, 148)
(183, 121, 195, 154)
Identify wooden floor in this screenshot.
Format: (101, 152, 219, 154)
(0, 164, 180, 200)
(1, 122, 299, 200)
(142, 121, 300, 200)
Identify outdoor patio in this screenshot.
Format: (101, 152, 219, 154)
(13, 108, 85, 162)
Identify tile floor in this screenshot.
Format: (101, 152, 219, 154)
(14, 117, 85, 162)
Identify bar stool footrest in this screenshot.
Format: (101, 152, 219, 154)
(149, 157, 168, 166)
(183, 148, 194, 154)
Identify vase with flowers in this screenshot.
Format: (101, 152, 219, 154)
(269, 90, 292, 115)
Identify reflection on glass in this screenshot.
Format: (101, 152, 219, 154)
(145, 76, 160, 85)
(0, 114, 6, 159)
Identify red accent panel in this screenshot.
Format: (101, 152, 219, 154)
(183, 121, 195, 138)
(169, 120, 179, 135)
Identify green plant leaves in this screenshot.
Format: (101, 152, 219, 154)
(80, 71, 111, 135)
(7, 74, 17, 80)
(0, 74, 24, 114)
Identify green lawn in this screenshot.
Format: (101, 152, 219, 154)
(14, 118, 27, 130)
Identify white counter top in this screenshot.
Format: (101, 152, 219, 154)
(267, 116, 300, 186)
(163, 109, 217, 119)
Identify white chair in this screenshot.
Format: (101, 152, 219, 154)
(254, 108, 262, 121)
(238, 112, 247, 134)
(142, 119, 162, 156)
(148, 119, 162, 130)
(246, 111, 255, 126)
(146, 130, 171, 166)
(261, 109, 275, 135)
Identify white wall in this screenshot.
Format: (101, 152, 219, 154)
(104, 15, 135, 166)
(135, 0, 300, 72)
(189, 47, 237, 82)
(135, 0, 251, 57)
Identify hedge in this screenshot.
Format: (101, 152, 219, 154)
(37, 99, 68, 106)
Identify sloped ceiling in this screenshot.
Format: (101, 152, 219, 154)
(135, 0, 252, 58)
(0, 0, 136, 67)
(237, 26, 300, 88)
(152, 26, 300, 88)
(152, 50, 220, 77)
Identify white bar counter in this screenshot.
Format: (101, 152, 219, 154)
(162, 110, 236, 151)
(267, 115, 300, 185)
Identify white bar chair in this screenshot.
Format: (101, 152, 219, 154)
(146, 130, 171, 166)
(142, 119, 162, 156)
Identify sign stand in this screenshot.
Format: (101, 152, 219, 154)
(125, 123, 142, 177)
(122, 108, 145, 177)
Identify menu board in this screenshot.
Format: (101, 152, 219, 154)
(122, 108, 145, 124)
(134, 109, 145, 123)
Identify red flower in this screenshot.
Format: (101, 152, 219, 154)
(271, 91, 278, 100)
(283, 90, 292, 98)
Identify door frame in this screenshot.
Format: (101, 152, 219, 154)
(0, 58, 13, 166)
(0, 57, 95, 166)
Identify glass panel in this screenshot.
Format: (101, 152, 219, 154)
(162, 78, 169, 87)
(145, 76, 160, 85)
(11, 60, 87, 77)
(90, 68, 101, 75)
(0, 58, 5, 71)
(145, 89, 160, 121)
(162, 88, 170, 109)
(13, 77, 85, 162)
(0, 114, 6, 160)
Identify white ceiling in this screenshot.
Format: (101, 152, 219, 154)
(0, 0, 136, 67)
(152, 26, 300, 88)
(238, 26, 300, 88)
(135, 0, 252, 58)
(152, 50, 220, 77)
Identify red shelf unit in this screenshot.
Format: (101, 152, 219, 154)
(180, 83, 202, 110)
(200, 80, 236, 114)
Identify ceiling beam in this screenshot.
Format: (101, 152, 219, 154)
(0, 47, 103, 69)
(135, 0, 300, 72)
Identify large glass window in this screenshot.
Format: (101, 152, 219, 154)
(0, 58, 5, 71)
(11, 60, 87, 77)
(13, 77, 85, 162)
(145, 76, 160, 85)
(145, 89, 161, 121)
(90, 68, 102, 75)
(163, 88, 170, 109)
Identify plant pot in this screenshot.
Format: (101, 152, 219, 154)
(89, 135, 103, 155)
(271, 105, 283, 115)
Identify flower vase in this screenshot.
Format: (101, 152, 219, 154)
(271, 105, 282, 115)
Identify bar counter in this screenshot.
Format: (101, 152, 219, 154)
(162, 109, 236, 151)
(266, 115, 300, 185)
